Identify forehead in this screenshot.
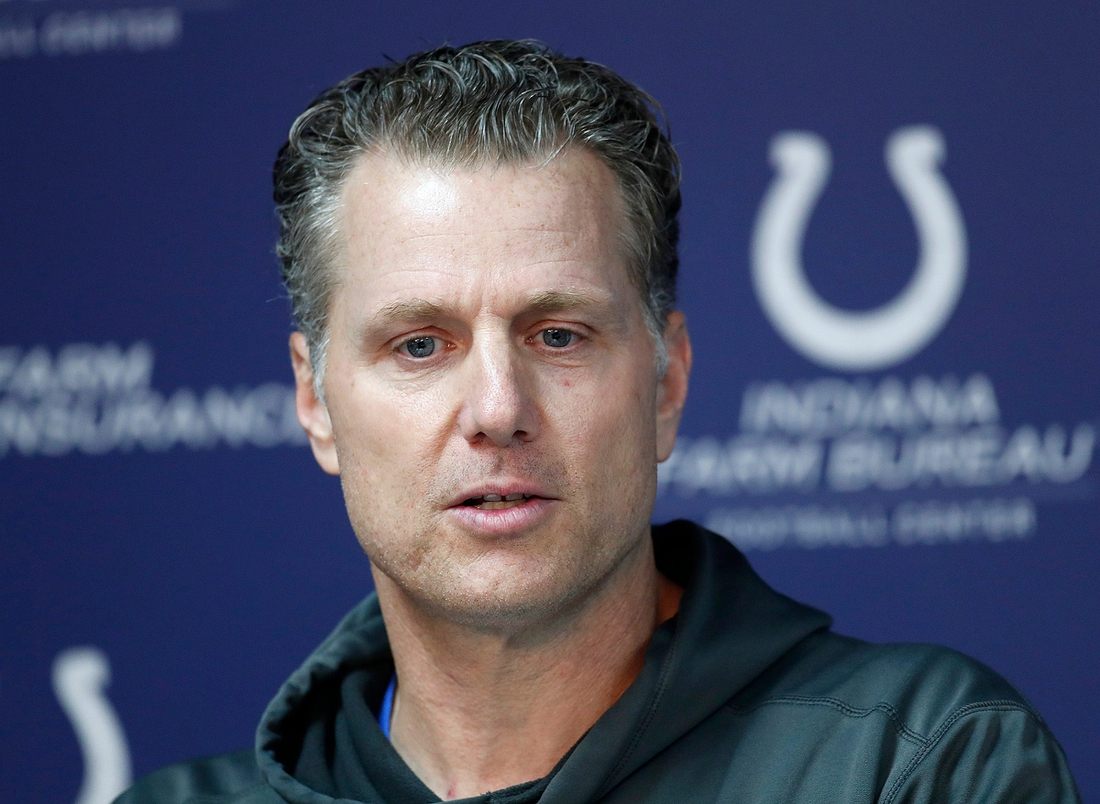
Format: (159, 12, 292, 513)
(332, 148, 638, 316)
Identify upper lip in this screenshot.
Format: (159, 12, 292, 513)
(447, 482, 557, 508)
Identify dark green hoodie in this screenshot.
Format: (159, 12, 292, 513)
(117, 521, 1081, 803)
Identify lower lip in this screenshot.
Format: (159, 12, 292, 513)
(445, 497, 556, 535)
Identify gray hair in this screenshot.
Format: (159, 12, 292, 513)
(274, 39, 682, 396)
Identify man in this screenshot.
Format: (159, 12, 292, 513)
(119, 40, 1080, 803)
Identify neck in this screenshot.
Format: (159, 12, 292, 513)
(372, 536, 682, 801)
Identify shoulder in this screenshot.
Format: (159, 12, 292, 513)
(113, 749, 273, 804)
(732, 634, 1081, 802)
(755, 632, 1036, 720)
(735, 631, 1045, 741)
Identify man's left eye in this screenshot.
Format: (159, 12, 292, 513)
(541, 329, 574, 348)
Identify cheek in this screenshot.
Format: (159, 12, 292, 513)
(332, 387, 443, 557)
(554, 368, 656, 470)
(330, 382, 442, 493)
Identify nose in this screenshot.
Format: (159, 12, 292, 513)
(457, 335, 539, 448)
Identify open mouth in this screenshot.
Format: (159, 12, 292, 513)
(461, 493, 537, 510)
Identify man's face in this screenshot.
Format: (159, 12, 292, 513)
(292, 148, 690, 631)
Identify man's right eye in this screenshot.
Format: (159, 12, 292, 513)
(401, 336, 437, 358)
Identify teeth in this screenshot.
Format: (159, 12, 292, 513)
(465, 492, 534, 510)
(463, 492, 535, 508)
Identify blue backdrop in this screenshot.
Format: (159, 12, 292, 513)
(2, 2, 1096, 801)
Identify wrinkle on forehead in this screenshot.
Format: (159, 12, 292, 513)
(395, 226, 585, 240)
(331, 149, 637, 332)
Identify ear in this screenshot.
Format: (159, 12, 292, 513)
(655, 311, 691, 463)
(289, 332, 340, 475)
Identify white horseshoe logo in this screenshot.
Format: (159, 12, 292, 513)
(751, 126, 967, 372)
(53, 647, 133, 804)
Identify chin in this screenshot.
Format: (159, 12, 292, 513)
(408, 558, 603, 635)
(365, 513, 648, 633)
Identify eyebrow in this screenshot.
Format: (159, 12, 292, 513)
(371, 289, 617, 326)
(374, 298, 446, 324)
(522, 289, 616, 314)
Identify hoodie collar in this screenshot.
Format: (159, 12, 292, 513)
(255, 521, 831, 804)
(539, 521, 832, 804)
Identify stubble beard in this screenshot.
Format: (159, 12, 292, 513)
(370, 520, 651, 643)
(343, 455, 654, 640)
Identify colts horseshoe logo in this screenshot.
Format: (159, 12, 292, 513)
(53, 647, 133, 804)
(751, 126, 967, 372)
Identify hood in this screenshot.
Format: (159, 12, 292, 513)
(255, 521, 832, 804)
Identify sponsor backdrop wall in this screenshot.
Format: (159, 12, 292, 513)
(2, 2, 1097, 801)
